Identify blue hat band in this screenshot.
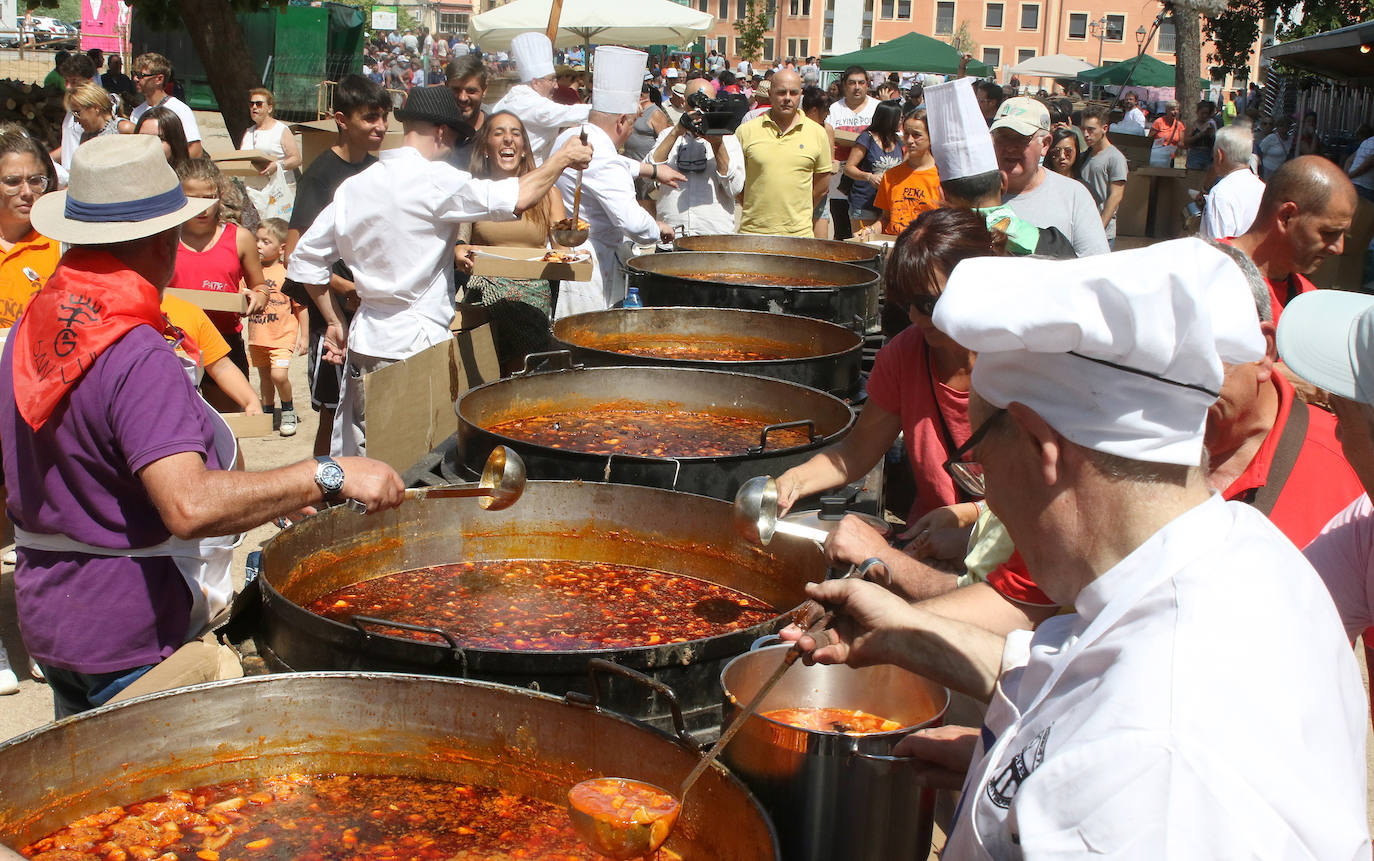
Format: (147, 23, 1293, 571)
(64, 185, 188, 223)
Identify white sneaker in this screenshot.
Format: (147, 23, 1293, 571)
(0, 668, 17, 695)
(2, 549, 14, 565)
(280, 409, 298, 437)
(28, 658, 43, 682)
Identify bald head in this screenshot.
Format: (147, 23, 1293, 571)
(768, 70, 802, 125)
(684, 78, 716, 99)
(1257, 155, 1356, 221)
(771, 69, 802, 92)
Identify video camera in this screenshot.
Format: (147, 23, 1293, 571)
(680, 90, 750, 136)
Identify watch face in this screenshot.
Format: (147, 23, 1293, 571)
(319, 462, 345, 493)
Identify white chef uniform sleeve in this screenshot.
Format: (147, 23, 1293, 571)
(434, 170, 521, 223)
(517, 96, 592, 130)
(286, 200, 341, 287)
(589, 156, 660, 245)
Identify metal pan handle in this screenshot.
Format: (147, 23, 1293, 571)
(350, 615, 466, 666)
(514, 349, 580, 376)
(565, 657, 694, 749)
(748, 420, 817, 454)
(602, 451, 682, 490)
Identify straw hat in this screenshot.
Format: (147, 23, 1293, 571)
(31, 134, 214, 245)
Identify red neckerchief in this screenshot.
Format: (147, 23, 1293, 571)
(12, 248, 196, 430)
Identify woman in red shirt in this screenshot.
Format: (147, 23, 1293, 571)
(168, 158, 267, 410)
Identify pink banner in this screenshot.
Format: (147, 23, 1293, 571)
(81, 0, 128, 54)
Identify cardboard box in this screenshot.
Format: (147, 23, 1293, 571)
(219, 411, 273, 438)
(470, 246, 594, 281)
(166, 288, 248, 315)
(291, 118, 406, 172)
(833, 128, 859, 146)
(363, 324, 500, 474)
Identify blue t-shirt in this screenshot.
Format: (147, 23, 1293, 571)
(848, 129, 903, 213)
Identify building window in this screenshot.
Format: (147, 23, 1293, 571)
(790, 0, 812, 12)
(824, 29, 833, 50)
(437, 11, 468, 38)
(737, 0, 747, 19)
(763, 37, 775, 60)
(881, 0, 894, 16)
(1105, 13, 1124, 40)
(786, 37, 811, 56)
(897, 0, 911, 16)
(1066, 11, 1087, 39)
(1019, 2, 1039, 30)
(1017, 47, 1035, 64)
(719, 0, 728, 18)
(985, 2, 1003, 28)
(982, 46, 1001, 68)
(1157, 18, 1176, 52)
(935, 1, 955, 34)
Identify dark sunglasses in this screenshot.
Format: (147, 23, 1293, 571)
(942, 408, 1008, 499)
(249, 100, 267, 107)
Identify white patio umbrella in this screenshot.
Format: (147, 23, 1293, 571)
(470, 0, 716, 53)
(1008, 53, 1096, 78)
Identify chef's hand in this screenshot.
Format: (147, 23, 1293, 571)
(773, 470, 804, 517)
(655, 163, 686, 189)
(323, 322, 348, 365)
(656, 221, 676, 244)
(823, 514, 890, 568)
(336, 456, 405, 513)
(556, 136, 595, 170)
(777, 577, 917, 668)
(890, 725, 982, 790)
(454, 244, 476, 275)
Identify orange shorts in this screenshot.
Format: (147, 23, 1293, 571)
(249, 345, 293, 369)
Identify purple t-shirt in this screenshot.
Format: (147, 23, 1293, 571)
(0, 324, 222, 673)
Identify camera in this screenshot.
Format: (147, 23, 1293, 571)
(679, 90, 749, 136)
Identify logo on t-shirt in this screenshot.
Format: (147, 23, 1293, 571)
(986, 724, 1051, 809)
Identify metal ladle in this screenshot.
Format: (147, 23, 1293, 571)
(732, 474, 830, 545)
(346, 446, 526, 513)
(550, 127, 590, 247)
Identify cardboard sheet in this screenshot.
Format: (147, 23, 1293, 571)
(166, 288, 248, 314)
(470, 246, 593, 281)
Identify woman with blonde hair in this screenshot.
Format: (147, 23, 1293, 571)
(66, 81, 131, 144)
(240, 87, 300, 218)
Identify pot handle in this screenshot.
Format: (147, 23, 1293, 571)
(602, 451, 682, 489)
(350, 616, 467, 668)
(566, 658, 695, 749)
(514, 350, 580, 376)
(748, 420, 817, 454)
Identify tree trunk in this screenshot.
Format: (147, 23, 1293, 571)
(174, 0, 260, 148)
(1175, 9, 1202, 125)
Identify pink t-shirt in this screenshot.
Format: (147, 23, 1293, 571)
(1302, 493, 1374, 728)
(864, 324, 971, 524)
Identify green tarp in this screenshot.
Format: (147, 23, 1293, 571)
(1077, 54, 1205, 88)
(818, 31, 993, 77)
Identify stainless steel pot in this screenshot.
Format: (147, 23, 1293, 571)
(720, 644, 949, 861)
(673, 234, 883, 274)
(0, 673, 780, 860)
(552, 307, 864, 398)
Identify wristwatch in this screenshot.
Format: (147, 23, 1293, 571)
(314, 456, 345, 502)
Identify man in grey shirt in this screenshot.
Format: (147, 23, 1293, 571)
(990, 97, 1110, 257)
(1079, 104, 1129, 247)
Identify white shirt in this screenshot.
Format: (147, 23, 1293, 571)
(492, 83, 592, 164)
(1125, 106, 1148, 128)
(286, 146, 519, 361)
(945, 495, 1370, 860)
(129, 95, 202, 144)
(646, 128, 744, 237)
(1200, 167, 1265, 240)
(552, 123, 659, 315)
(826, 96, 877, 201)
(1259, 132, 1290, 178)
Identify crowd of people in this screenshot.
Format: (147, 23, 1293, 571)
(3, 29, 1374, 858)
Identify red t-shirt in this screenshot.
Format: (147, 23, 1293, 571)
(168, 223, 245, 336)
(989, 374, 1362, 605)
(1217, 236, 1316, 326)
(866, 324, 971, 524)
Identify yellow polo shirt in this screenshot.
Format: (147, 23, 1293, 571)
(0, 230, 58, 328)
(736, 112, 833, 237)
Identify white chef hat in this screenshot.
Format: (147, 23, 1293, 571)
(511, 31, 555, 83)
(593, 46, 648, 115)
(924, 78, 999, 181)
(932, 238, 1266, 466)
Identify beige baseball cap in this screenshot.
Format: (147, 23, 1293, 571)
(989, 96, 1051, 136)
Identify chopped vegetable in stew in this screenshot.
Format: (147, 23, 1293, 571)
(487, 408, 812, 457)
(761, 707, 904, 734)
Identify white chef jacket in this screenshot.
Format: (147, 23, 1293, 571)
(286, 145, 519, 361)
(492, 83, 592, 164)
(945, 494, 1370, 861)
(646, 128, 744, 237)
(1200, 167, 1266, 241)
(552, 123, 659, 317)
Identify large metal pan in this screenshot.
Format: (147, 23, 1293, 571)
(552, 307, 863, 398)
(625, 252, 881, 334)
(456, 360, 856, 501)
(257, 481, 826, 737)
(674, 233, 882, 273)
(0, 673, 780, 860)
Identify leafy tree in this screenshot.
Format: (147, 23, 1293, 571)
(1205, 0, 1264, 80)
(950, 20, 976, 56)
(733, 0, 769, 63)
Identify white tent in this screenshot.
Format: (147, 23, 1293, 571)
(1008, 53, 1095, 78)
(470, 0, 715, 52)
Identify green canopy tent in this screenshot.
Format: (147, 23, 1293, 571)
(819, 31, 993, 77)
(1077, 54, 1207, 88)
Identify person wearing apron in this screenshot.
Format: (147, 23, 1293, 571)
(783, 240, 1370, 858)
(4, 135, 407, 717)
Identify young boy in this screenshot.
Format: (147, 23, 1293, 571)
(247, 218, 307, 436)
(283, 74, 390, 454)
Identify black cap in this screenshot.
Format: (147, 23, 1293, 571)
(394, 85, 475, 141)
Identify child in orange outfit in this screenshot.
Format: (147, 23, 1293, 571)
(246, 218, 307, 436)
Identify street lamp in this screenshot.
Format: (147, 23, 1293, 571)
(1087, 16, 1107, 66)
(1135, 24, 1149, 55)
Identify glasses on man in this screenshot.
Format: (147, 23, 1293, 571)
(942, 408, 1007, 498)
(0, 174, 48, 195)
